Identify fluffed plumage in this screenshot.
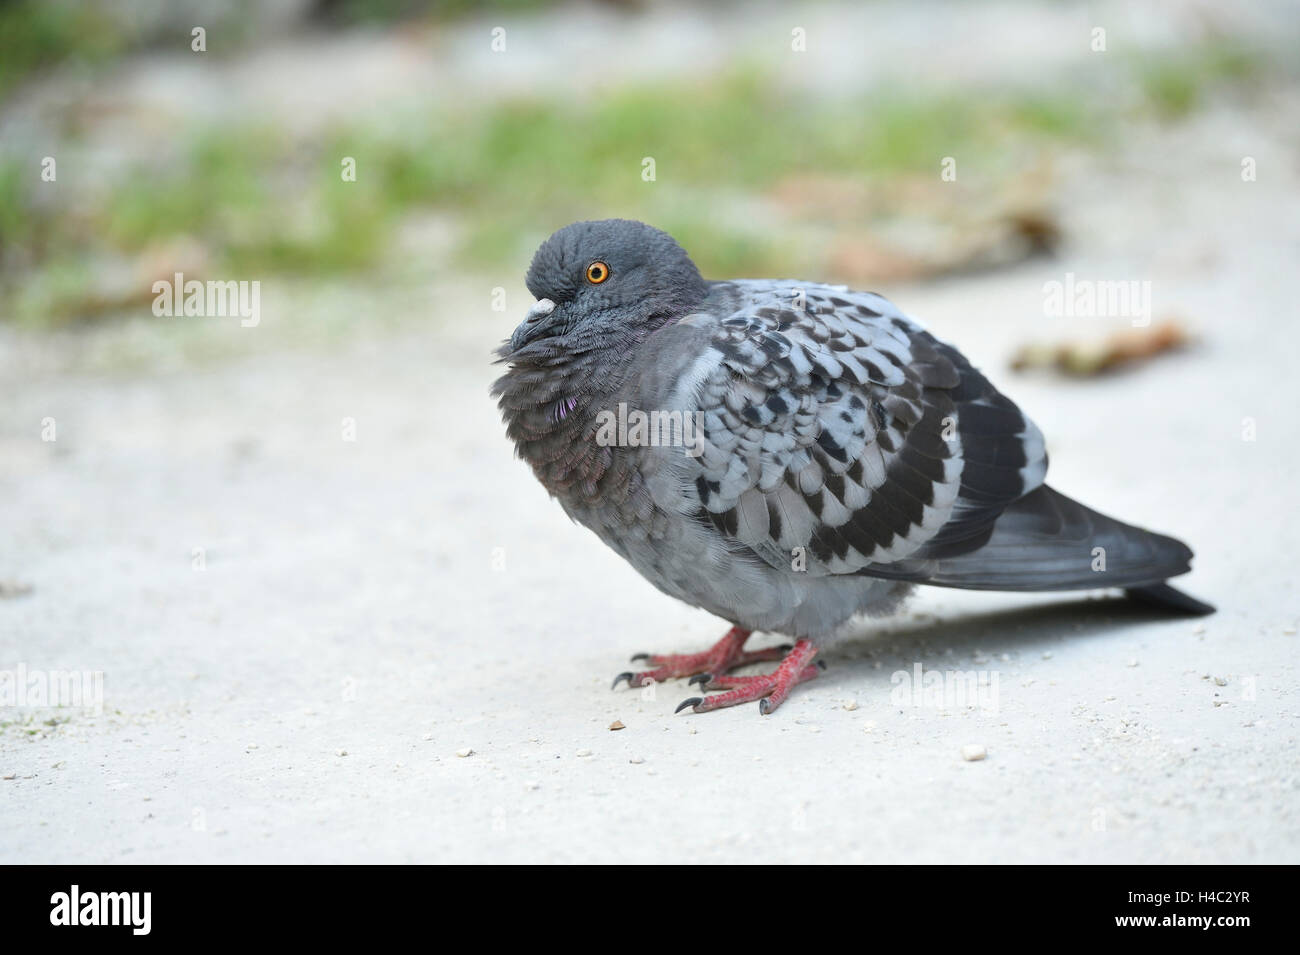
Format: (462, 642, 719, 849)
(493, 219, 1213, 715)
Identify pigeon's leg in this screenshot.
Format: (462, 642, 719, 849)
(612, 626, 787, 689)
(675, 639, 821, 715)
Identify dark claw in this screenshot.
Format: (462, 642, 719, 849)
(611, 671, 634, 690)
(688, 673, 712, 688)
(630, 653, 650, 662)
(816, 659, 827, 670)
(758, 698, 771, 715)
(675, 697, 703, 714)
(778, 643, 793, 651)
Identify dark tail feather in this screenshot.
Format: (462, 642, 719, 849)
(867, 484, 1204, 595)
(1125, 582, 1215, 616)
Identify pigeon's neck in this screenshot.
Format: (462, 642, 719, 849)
(493, 342, 640, 501)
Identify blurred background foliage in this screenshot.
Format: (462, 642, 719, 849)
(0, 0, 1287, 327)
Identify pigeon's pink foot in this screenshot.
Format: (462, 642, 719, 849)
(611, 626, 789, 689)
(674, 638, 821, 715)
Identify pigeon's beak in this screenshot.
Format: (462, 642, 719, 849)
(509, 298, 559, 351)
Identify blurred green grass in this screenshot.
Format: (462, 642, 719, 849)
(0, 36, 1271, 327)
(0, 1, 128, 102)
(0, 0, 548, 101)
(1136, 42, 1264, 119)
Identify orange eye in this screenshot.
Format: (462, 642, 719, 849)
(586, 261, 610, 284)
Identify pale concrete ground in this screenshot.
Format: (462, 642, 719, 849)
(2, 2, 1299, 864)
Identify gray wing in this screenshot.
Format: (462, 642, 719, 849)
(664, 280, 1048, 579)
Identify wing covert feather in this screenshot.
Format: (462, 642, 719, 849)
(666, 281, 1046, 579)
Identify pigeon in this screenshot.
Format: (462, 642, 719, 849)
(492, 219, 1213, 715)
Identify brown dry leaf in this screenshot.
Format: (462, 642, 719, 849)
(777, 161, 1059, 284)
(1010, 319, 1194, 377)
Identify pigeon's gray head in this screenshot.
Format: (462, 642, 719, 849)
(507, 219, 707, 355)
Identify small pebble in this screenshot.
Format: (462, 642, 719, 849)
(1127, 659, 1139, 667)
(842, 701, 859, 711)
(336, 749, 348, 757)
(629, 756, 644, 764)
(1213, 676, 1228, 686)
(609, 720, 625, 731)
(0, 580, 34, 598)
(422, 733, 433, 741)
(961, 744, 987, 762)
(456, 747, 473, 758)
(576, 749, 592, 757)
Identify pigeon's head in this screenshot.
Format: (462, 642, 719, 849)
(508, 219, 707, 354)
